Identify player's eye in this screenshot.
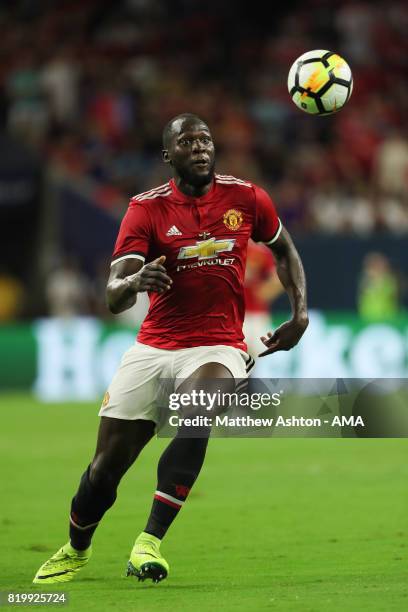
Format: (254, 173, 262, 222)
(201, 137, 211, 145)
(179, 139, 190, 146)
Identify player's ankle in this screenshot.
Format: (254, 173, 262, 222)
(138, 531, 162, 545)
(67, 542, 92, 556)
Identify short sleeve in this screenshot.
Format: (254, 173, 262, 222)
(111, 202, 152, 266)
(251, 185, 282, 244)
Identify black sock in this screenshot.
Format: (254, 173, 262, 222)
(69, 465, 117, 550)
(144, 434, 210, 539)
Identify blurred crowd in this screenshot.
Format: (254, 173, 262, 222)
(1, 0, 407, 234)
(0, 0, 407, 321)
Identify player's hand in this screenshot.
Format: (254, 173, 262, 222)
(258, 317, 308, 357)
(129, 256, 173, 294)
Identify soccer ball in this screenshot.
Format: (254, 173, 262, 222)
(287, 50, 353, 115)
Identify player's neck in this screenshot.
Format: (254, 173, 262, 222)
(174, 176, 213, 198)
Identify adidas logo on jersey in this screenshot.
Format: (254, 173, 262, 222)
(166, 225, 182, 236)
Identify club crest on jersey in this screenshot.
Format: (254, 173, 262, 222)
(177, 237, 235, 260)
(223, 209, 243, 231)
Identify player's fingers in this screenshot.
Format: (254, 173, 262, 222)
(146, 277, 172, 290)
(258, 342, 279, 357)
(148, 282, 171, 292)
(142, 276, 171, 290)
(151, 275, 172, 287)
(143, 270, 172, 284)
(261, 333, 278, 346)
(144, 283, 170, 293)
(151, 255, 166, 265)
(144, 263, 169, 275)
(261, 331, 275, 340)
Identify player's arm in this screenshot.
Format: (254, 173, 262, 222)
(260, 227, 308, 356)
(251, 184, 308, 356)
(107, 199, 172, 314)
(106, 255, 172, 314)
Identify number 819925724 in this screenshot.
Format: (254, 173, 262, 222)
(4, 592, 67, 605)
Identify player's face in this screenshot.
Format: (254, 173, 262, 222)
(169, 123, 215, 187)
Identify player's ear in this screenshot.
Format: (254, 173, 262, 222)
(162, 150, 172, 164)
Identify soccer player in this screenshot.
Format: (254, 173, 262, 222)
(33, 113, 308, 584)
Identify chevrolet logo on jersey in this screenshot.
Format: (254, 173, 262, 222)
(178, 238, 235, 260)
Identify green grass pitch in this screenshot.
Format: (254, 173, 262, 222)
(0, 394, 407, 611)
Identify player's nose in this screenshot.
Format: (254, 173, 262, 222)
(191, 138, 206, 152)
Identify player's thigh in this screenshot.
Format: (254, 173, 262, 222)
(177, 361, 236, 419)
(178, 361, 234, 392)
(175, 345, 250, 384)
(93, 342, 166, 478)
(175, 345, 251, 414)
(99, 342, 164, 422)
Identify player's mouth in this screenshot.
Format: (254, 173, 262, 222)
(191, 158, 210, 168)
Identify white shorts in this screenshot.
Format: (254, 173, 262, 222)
(99, 342, 254, 422)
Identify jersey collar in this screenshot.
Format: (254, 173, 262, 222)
(170, 177, 217, 205)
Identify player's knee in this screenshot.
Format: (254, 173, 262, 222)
(89, 461, 120, 494)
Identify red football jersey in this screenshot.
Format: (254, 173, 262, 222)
(112, 174, 281, 351)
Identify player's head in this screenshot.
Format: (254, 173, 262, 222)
(162, 113, 215, 187)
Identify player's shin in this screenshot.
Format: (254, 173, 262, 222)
(144, 432, 210, 539)
(69, 465, 117, 550)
